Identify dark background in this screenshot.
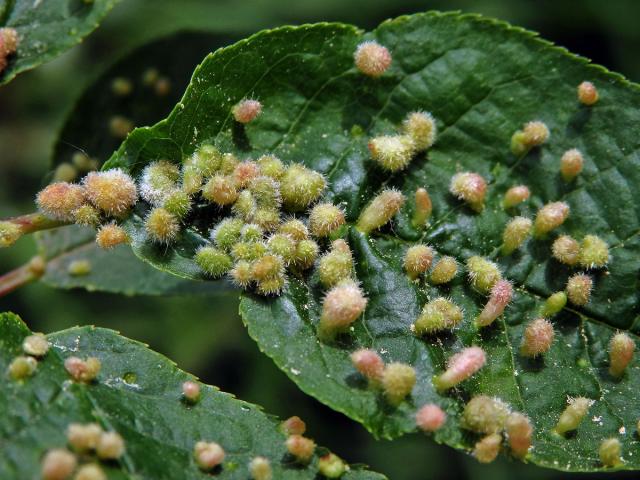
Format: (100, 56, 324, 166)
(1, 1, 639, 478)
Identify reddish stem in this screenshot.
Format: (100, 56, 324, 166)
(0, 256, 46, 297)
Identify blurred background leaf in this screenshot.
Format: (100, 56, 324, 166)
(1, 1, 640, 479)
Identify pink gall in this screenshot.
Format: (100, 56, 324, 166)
(560, 149, 584, 182)
(36, 182, 86, 221)
(503, 185, 530, 209)
(403, 244, 434, 280)
(505, 412, 532, 458)
(475, 280, 513, 328)
(533, 201, 569, 237)
(566, 273, 592, 306)
(64, 356, 101, 382)
(351, 348, 385, 383)
(416, 404, 447, 433)
(520, 318, 554, 357)
(354, 41, 391, 77)
(433, 346, 486, 392)
(194, 441, 225, 470)
(281, 416, 306, 436)
(412, 187, 432, 228)
(285, 435, 315, 464)
(41, 449, 77, 480)
(182, 380, 201, 403)
(609, 332, 634, 378)
(232, 99, 262, 124)
(319, 281, 367, 340)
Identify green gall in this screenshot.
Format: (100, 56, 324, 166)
(281, 416, 306, 436)
(429, 256, 457, 285)
(163, 189, 191, 219)
(318, 453, 347, 478)
(533, 201, 569, 237)
(83, 169, 137, 216)
(194, 441, 225, 470)
(41, 449, 77, 480)
(241, 223, 264, 243)
(319, 280, 367, 340)
(309, 202, 346, 237)
(182, 380, 201, 403)
(473, 433, 502, 464)
(520, 318, 554, 357)
(356, 188, 405, 234)
(64, 356, 101, 382)
(232, 98, 262, 124)
(75, 463, 106, 480)
(266, 233, 296, 264)
(368, 134, 416, 172)
(555, 397, 593, 435)
(278, 218, 309, 241)
(412, 187, 432, 229)
(22, 333, 49, 356)
(579, 234, 609, 269)
(72, 204, 100, 227)
(0, 221, 22, 247)
(318, 240, 353, 288)
(251, 254, 284, 282)
(257, 274, 286, 296)
(609, 332, 634, 378)
(552, 235, 580, 266)
(230, 260, 253, 288)
(503, 185, 530, 208)
(505, 412, 532, 458)
(462, 395, 510, 434)
(139, 160, 180, 206)
(182, 165, 203, 195)
(351, 348, 384, 383)
(566, 273, 592, 306)
(219, 152, 240, 174)
(476, 280, 513, 328)
(416, 404, 447, 433)
(257, 154, 285, 180)
(599, 438, 622, 467)
(202, 174, 238, 206)
(354, 41, 391, 77)
(293, 239, 319, 270)
(67, 423, 102, 452)
(95, 223, 129, 249)
(403, 111, 436, 151)
(510, 129, 529, 156)
(108, 115, 134, 139)
(403, 244, 434, 280)
(53, 162, 77, 182)
(381, 362, 416, 406)
(540, 291, 567, 317)
(111, 76, 132, 96)
(36, 182, 86, 221)
(233, 190, 257, 220)
(249, 175, 281, 209)
(252, 208, 280, 232)
(8, 355, 37, 380)
(413, 297, 463, 335)
(194, 246, 233, 278)
(145, 207, 180, 244)
(249, 456, 272, 480)
(522, 120, 550, 146)
(191, 144, 222, 176)
(280, 164, 326, 211)
(231, 241, 267, 262)
(211, 218, 244, 251)
(433, 346, 486, 392)
(449, 172, 487, 212)
(560, 149, 584, 182)
(467, 256, 502, 294)
(285, 435, 315, 464)
(501, 217, 532, 255)
(578, 81, 599, 106)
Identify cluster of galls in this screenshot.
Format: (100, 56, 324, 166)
(41, 423, 125, 480)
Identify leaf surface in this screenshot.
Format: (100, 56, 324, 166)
(70, 13, 640, 470)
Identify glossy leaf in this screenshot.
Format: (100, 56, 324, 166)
(66, 13, 640, 470)
(0, 0, 120, 85)
(0, 312, 384, 479)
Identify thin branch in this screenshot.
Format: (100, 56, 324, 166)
(0, 256, 46, 297)
(0, 212, 67, 248)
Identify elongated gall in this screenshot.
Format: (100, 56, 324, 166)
(540, 291, 567, 317)
(475, 280, 513, 328)
(503, 185, 530, 208)
(473, 433, 502, 463)
(502, 217, 532, 255)
(412, 187, 432, 228)
(534, 201, 570, 237)
(403, 111, 436, 151)
(356, 189, 405, 233)
(368, 134, 416, 172)
(561, 149, 584, 181)
(433, 346, 486, 392)
(319, 281, 367, 340)
(555, 397, 593, 435)
(609, 332, 634, 378)
(467, 256, 502, 294)
(599, 438, 622, 467)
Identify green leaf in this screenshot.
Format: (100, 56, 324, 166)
(75, 12, 640, 470)
(0, 312, 385, 479)
(40, 32, 236, 295)
(0, 0, 120, 85)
